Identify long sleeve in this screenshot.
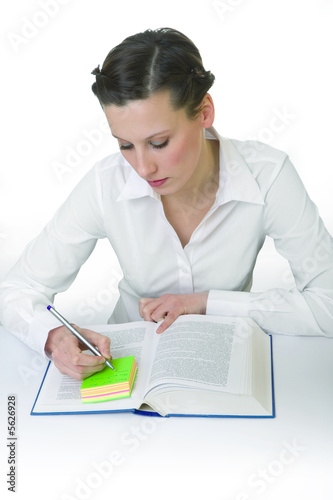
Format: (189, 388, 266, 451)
(207, 157, 333, 336)
(0, 167, 107, 356)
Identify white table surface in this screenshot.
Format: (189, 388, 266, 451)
(0, 326, 332, 500)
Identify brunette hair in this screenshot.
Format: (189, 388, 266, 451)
(91, 27, 215, 118)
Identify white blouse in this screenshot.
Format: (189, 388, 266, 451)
(1, 127, 332, 357)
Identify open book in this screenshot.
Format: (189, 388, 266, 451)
(31, 315, 274, 418)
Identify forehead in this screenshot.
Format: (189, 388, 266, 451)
(103, 90, 188, 140)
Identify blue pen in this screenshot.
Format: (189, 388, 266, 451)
(47, 305, 115, 371)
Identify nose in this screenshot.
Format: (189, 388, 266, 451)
(134, 150, 157, 179)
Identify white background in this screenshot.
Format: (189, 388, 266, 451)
(1, 0, 333, 324)
(0, 2, 333, 500)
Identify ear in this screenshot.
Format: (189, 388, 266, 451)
(199, 93, 215, 128)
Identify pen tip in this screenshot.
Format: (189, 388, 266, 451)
(105, 360, 116, 371)
(47, 305, 51, 310)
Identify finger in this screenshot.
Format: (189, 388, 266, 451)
(54, 357, 106, 381)
(54, 336, 106, 369)
(156, 311, 178, 334)
(148, 298, 175, 322)
(139, 297, 158, 321)
(139, 298, 154, 318)
(78, 328, 112, 360)
(150, 304, 168, 323)
(73, 350, 107, 367)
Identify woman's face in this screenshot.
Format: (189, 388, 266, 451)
(104, 91, 212, 196)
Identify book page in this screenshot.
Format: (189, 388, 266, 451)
(143, 317, 273, 417)
(33, 322, 156, 413)
(146, 316, 238, 394)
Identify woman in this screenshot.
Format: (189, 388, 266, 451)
(1, 28, 332, 380)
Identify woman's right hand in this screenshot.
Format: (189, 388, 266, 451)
(44, 325, 112, 380)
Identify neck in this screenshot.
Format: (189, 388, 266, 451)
(164, 132, 219, 208)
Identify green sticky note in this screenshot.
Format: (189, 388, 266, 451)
(80, 356, 137, 403)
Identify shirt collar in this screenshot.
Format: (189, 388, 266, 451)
(116, 166, 157, 202)
(117, 127, 265, 206)
(211, 127, 265, 206)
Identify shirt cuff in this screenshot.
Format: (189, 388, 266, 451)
(206, 289, 252, 317)
(28, 310, 63, 359)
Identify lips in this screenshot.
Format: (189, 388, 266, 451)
(147, 178, 168, 188)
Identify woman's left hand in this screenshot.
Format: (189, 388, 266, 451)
(139, 292, 209, 333)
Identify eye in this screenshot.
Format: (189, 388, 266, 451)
(119, 143, 133, 151)
(119, 138, 170, 151)
(150, 138, 169, 149)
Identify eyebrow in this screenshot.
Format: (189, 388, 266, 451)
(112, 130, 170, 142)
